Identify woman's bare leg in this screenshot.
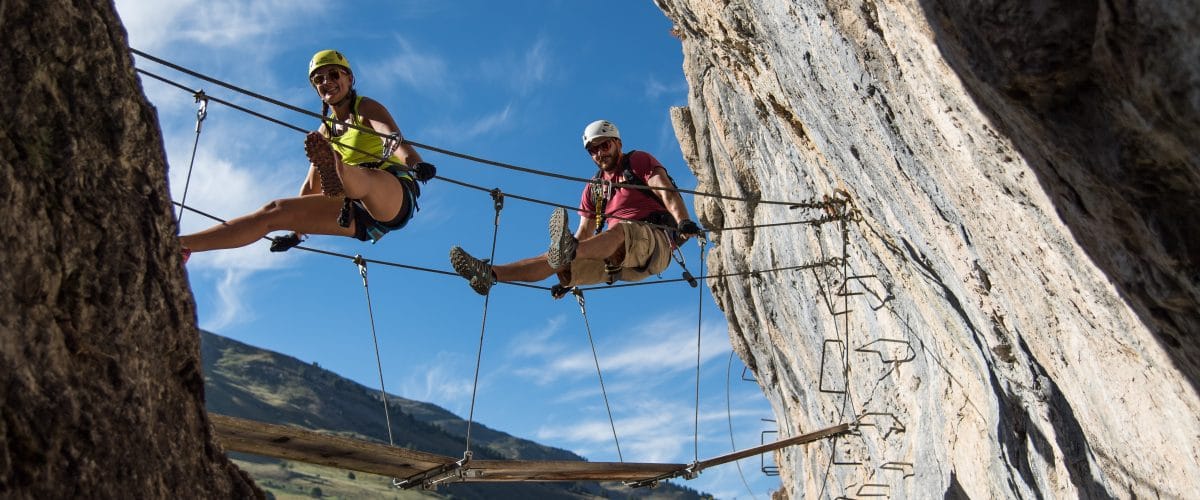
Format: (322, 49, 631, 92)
(305, 132, 407, 223)
(180, 195, 353, 252)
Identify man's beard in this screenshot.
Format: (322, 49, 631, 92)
(598, 150, 620, 171)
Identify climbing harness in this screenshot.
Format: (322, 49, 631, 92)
(589, 150, 681, 234)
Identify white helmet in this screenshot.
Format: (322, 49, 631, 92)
(582, 120, 620, 147)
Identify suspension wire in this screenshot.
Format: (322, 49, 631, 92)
(692, 239, 708, 464)
(815, 206, 860, 500)
(438, 174, 844, 237)
(138, 68, 307, 134)
(171, 201, 551, 291)
(575, 257, 841, 292)
(132, 48, 844, 209)
(138, 68, 400, 169)
(410, 139, 834, 208)
(352, 256, 397, 448)
(140, 64, 849, 236)
(571, 289, 625, 462)
(176, 91, 207, 225)
(139, 51, 864, 478)
(726, 351, 759, 500)
(464, 189, 506, 454)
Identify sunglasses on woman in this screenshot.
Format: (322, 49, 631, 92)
(311, 69, 345, 85)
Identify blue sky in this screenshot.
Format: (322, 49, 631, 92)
(116, 1, 780, 497)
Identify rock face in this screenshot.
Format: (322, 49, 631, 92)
(0, 1, 259, 498)
(656, 0, 1199, 498)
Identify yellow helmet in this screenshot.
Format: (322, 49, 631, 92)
(308, 50, 351, 78)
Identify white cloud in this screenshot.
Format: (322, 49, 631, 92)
(422, 104, 514, 144)
(116, 0, 325, 52)
(514, 37, 551, 94)
(371, 35, 450, 94)
(537, 399, 692, 463)
(204, 268, 255, 331)
(644, 75, 688, 100)
(399, 352, 479, 415)
(479, 35, 555, 96)
(507, 315, 569, 357)
(531, 316, 729, 380)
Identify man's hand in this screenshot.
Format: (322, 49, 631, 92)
(677, 218, 703, 237)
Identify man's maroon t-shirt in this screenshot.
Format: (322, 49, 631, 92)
(578, 151, 667, 227)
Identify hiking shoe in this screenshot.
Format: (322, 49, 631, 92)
(450, 246, 495, 295)
(546, 207, 577, 270)
(304, 132, 344, 197)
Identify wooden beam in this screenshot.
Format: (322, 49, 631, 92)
(465, 460, 685, 482)
(210, 414, 455, 478)
(695, 423, 850, 471)
(210, 414, 685, 484)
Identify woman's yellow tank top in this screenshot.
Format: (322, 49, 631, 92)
(327, 96, 402, 168)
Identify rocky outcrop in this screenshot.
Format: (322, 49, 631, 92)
(657, 0, 1199, 498)
(0, 1, 259, 497)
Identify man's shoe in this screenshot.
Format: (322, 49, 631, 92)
(546, 207, 577, 270)
(450, 246, 495, 295)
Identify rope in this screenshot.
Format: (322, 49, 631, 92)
(353, 255, 397, 448)
(691, 239, 708, 464)
(464, 189, 506, 454)
(141, 50, 866, 482)
(816, 213, 859, 499)
(171, 201, 551, 291)
(176, 92, 207, 225)
(132, 48, 845, 209)
(571, 289, 624, 462)
(137, 68, 399, 169)
(177, 194, 839, 291)
(140, 64, 848, 235)
(574, 257, 841, 292)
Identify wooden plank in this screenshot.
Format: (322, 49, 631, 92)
(210, 414, 456, 477)
(696, 422, 850, 470)
(466, 460, 685, 482)
(210, 414, 687, 483)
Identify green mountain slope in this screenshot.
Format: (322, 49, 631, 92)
(200, 331, 706, 499)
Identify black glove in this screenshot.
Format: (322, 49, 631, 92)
(270, 232, 303, 252)
(677, 218, 703, 236)
(413, 162, 437, 183)
(550, 284, 573, 300)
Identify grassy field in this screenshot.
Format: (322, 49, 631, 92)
(233, 457, 439, 500)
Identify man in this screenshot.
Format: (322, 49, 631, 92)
(449, 119, 703, 295)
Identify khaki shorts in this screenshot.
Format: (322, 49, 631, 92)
(558, 222, 672, 287)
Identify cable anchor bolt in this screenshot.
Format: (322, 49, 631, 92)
(192, 90, 208, 132)
(353, 254, 368, 285)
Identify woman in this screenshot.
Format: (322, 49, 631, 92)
(180, 49, 433, 261)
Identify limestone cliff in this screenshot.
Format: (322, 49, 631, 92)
(0, 1, 259, 497)
(656, 0, 1199, 498)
